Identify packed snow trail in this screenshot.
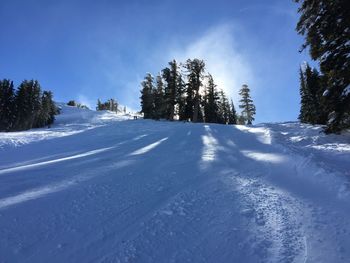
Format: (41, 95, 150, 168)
(0, 106, 349, 262)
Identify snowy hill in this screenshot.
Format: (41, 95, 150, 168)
(0, 105, 349, 262)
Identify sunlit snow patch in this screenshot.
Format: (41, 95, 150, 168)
(235, 125, 272, 144)
(241, 150, 287, 163)
(201, 125, 219, 162)
(0, 146, 114, 175)
(129, 137, 168, 156)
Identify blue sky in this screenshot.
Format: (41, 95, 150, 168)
(0, 0, 314, 123)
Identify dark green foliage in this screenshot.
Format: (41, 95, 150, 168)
(36, 91, 56, 127)
(162, 60, 180, 121)
(229, 99, 237, 124)
(217, 90, 228, 124)
(184, 59, 205, 122)
(0, 79, 58, 131)
(298, 64, 328, 124)
(295, 0, 350, 133)
(67, 100, 76, 106)
(203, 74, 220, 123)
(139, 58, 246, 126)
(0, 79, 15, 131)
(154, 74, 166, 119)
(96, 99, 118, 112)
(140, 73, 155, 119)
(239, 84, 256, 125)
(15, 80, 42, 130)
(176, 72, 187, 121)
(237, 115, 246, 125)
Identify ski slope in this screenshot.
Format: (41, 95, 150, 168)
(0, 105, 349, 263)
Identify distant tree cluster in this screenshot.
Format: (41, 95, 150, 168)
(0, 79, 58, 132)
(67, 100, 89, 109)
(295, 0, 350, 133)
(96, 99, 118, 112)
(140, 59, 256, 125)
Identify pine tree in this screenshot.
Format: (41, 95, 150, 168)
(295, 0, 350, 133)
(176, 71, 187, 121)
(228, 99, 237, 124)
(36, 91, 56, 127)
(0, 79, 16, 131)
(298, 64, 328, 124)
(67, 100, 76, 106)
(154, 74, 166, 119)
(140, 73, 155, 119)
(239, 84, 256, 125)
(184, 59, 205, 122)
(162, 60, 179, 120)
(203, 74, 220, 123)
(237, 115, 246, 125)
(97, 99, 102, 110)
(15, 80, 42, 130)
(218, 90, 230, 124)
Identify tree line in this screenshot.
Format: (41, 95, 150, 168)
(140, 59, 256, 125)
(0, 79, 58, 132)
(295, 0, 349, 133)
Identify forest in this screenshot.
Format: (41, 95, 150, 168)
(139, 59, 256, 125)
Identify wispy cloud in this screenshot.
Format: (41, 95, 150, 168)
(169, 24, 254, 104)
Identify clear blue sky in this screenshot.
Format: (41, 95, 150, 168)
(0, 0, 314, 123)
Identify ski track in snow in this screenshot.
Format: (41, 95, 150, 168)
(0, 106, 349, 263)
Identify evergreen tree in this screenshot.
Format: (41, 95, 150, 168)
(96, 99, 118, 112)
(203, 74, 220, 123)
(176, 71, 187, 121)
(0, 79, 15, 131)
(218, 90, 230, 124)
(298, 64, 327, 124)
(237, 115, 246, 125)
(154, 74, 166, 119)
(184, 59, 205, 122)
(162, 60, 179, 120)
(15, 80, 42, 130)
(239, 84, 256, 125)
(97, 99, 102, 110)
(295, 0, 350, 133)
(140, 73, 155, 119)
(67, 100, 76, 106)
(36, 91, 56, 127)
(228, 99, 237, 124)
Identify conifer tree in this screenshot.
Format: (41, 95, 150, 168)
(203, 74, 220, 123)
(36, 91, 56, 127)
(97, 99, 102, 110)
(298, 64, 327, 124)
(295, 0, 350, 133)
(218, 90, 231, 124)
(15, 80, 42, 130)
(162, 60, 179, 120)
(0, 79, 15, 131)
(67, 100, 76, 106)
(154, 74, 166, 119)
(228, 99, 237, 124)
(184, 59, 205, 122)
(140, 73, 155, 119)
(176, 72, 187, 121)
(239, 84, 256, 125)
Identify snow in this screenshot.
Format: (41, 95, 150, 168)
(322, 89, 330, 97)
(0, 106, 350, 262)
(342, 84, 350, 96)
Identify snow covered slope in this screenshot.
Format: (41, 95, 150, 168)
(0, 105, 349, 262)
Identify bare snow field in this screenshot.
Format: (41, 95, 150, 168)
(0, 105, 349, 262)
